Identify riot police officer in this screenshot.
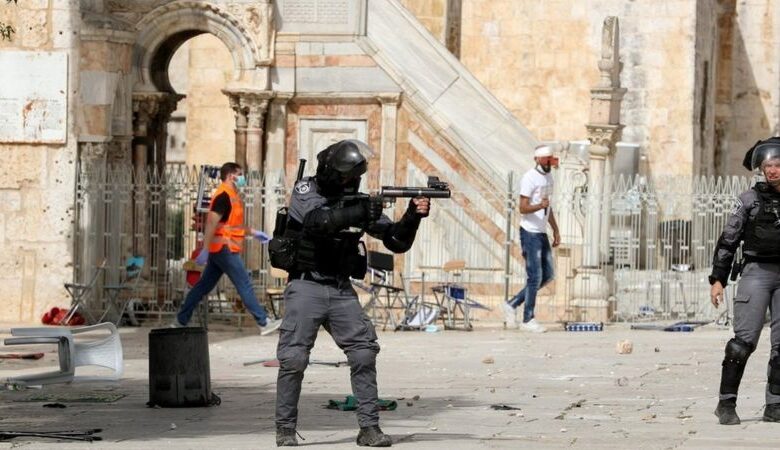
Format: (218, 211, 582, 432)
(272, 140, 430, 446)
(710, 136, 780, 425)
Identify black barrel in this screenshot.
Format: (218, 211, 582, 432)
(148, 327, 213, 407)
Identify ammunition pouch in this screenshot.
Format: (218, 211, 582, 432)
(268, 237, 295, 270)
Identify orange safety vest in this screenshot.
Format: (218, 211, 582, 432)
(208, 183, 246, 253)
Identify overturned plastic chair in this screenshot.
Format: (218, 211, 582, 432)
(3, 322, 123, 386)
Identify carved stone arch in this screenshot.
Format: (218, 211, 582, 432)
(133, 0, 262, 92)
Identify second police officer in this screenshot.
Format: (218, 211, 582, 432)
(710, 136, 780, 425)
(272, 140, 431, 446)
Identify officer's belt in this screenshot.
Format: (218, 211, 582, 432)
(298, 272, 351, 288)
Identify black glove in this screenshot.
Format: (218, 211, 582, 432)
(367, 195, 384, 221)
(406, 197, 429, 218)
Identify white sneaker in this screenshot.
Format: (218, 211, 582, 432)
(520, 318, 546, 333)
(503, 302, 517, 329)
(169, 319, 185, 328)
(259, 319, 282, 336)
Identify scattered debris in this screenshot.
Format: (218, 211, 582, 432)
(616, 340, 633, 354)
(615, 377, 629, 387)
(42, 403, 66, 408)
(406, 401, 413, 407)
(170, 423, 177, 430)
(490, 404, 522, 411)
(654, 347, 661, 353)
(482, 356, 495, 364)
(0, 429, 102, 442)
(413, 395, 420, 401)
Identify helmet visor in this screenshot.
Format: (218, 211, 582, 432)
(751, 143, 780, 170)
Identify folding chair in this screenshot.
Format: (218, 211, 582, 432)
(264, 268, 288, 320)
(361, 251, 408, 331)
(397, 273, 439, 330)
(431, 259, 491, 330)
(61, 259, 107, 325)
(99, 257, 145, 326)
(3, 322, 123, 386)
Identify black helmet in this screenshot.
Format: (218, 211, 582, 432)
(743, 137, 780, 170)
(315, 139, 369, 195)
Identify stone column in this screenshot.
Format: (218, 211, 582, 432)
(570, 17, 626, 322)
(227, 94, 249, 168)
(223, 89, 273, 172)
(132, 92, 182, 278)
(77, 142, 108, 313)
(377, 93, 400, 187)
(151, 94, 183, 290)
(445, 0, 463, 58)
(265, 94, 293, 237)
(132, 94, 159, 265)
(222, 89, 274, 274)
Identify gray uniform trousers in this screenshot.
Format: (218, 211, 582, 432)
(729, 262, 780, 404)
(275, 279, 381, 429)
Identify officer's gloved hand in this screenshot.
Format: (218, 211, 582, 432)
(195, 248, 209, 265)
(367, 195, 384, 221)
(407, 197, 430, 218)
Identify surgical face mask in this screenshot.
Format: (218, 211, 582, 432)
(234, 174, 247, 187)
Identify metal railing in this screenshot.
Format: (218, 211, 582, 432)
(73, 163, 285, 325)
(73, 161, 751, 325)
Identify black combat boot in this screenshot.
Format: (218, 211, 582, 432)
(714, 399, 740, 425)
(356, 425, 392, 447)
(276, 427, 298, 446)
(763, 403, 780, 422)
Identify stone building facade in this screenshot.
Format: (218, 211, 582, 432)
(2, 0, 778, 323)
(0, 0, 535, 322)
(402, 0, 780, 177)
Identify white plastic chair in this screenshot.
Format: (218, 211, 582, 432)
(3, 323, 124, 386)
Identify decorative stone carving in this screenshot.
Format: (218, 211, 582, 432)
(586, 124, 623, 155)
(223, 89, 273, 129)
(598, 16, 621, 89)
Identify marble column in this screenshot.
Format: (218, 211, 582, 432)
(77, 142, 108, 313)
(227, 94, 249, 168)
(222, 89, 274, 274)
(377, 93, 400, 188)
(132, 92, 182, 279)
(570, 17, 626, 322)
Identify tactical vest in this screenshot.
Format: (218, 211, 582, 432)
(744, 184, 780, 257)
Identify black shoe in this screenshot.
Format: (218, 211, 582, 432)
(763, 403, 780, 422)
(356, 425, 392, 447)
(276, 427, 298, 446)
(714, 399, 740, 425)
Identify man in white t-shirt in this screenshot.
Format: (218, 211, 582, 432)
(504, 145, 560, 332)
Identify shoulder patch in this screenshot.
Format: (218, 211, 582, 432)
(730, 197, 743, 215)
(294, 180, 311, 194)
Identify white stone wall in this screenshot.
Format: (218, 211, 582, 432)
(458, 0, 699, 177)
(720, 0, 780, 175)
(0, 1, 80, 322)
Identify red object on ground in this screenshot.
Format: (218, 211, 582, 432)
(41, 306, 85, 326)
(186, 247, 203, 287)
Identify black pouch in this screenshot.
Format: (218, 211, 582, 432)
(268, 237, 297, 270)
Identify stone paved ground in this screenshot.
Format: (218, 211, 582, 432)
(1, 322, 779, 449)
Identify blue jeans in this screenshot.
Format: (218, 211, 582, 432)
(177, 246, 269, 326)
(508, 228, 555, 322)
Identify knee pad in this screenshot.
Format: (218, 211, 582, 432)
(347, 348, 377, 370)
(279, 353, 309, 373)
(769, 350, 780, 395)
(724, 338, 754, 366)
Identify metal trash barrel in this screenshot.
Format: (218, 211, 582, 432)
(148, 327, 216, 407)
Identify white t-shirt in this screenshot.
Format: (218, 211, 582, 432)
(519, 167, 554, 233)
